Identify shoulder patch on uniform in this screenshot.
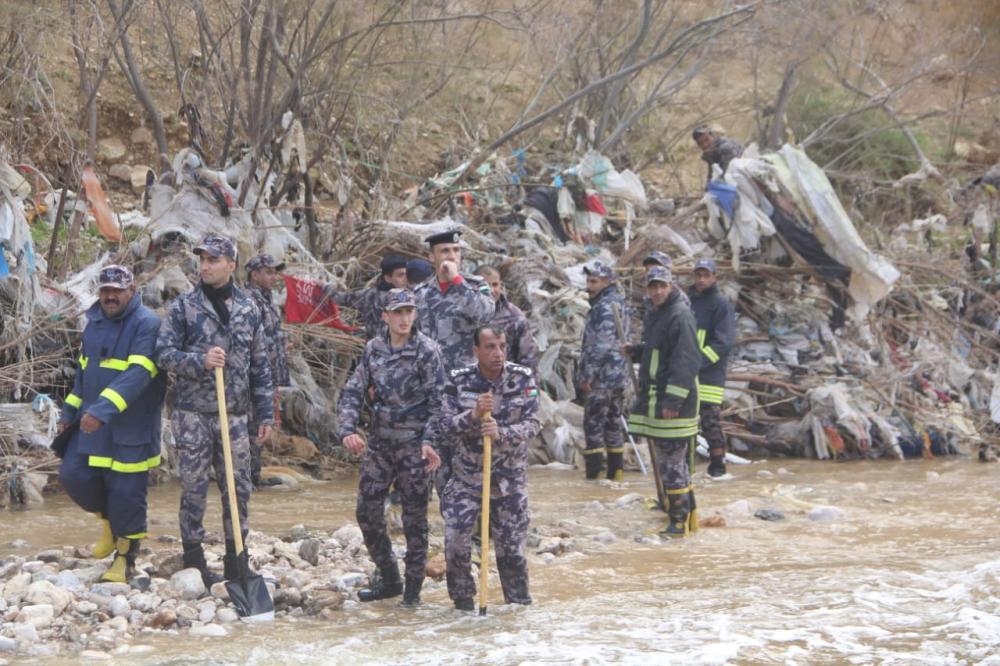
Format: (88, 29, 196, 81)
(505, 361, 532, 376)
(450, 365, 475, 377)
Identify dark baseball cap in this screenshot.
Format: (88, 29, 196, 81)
(384, 288, 417, 311)
(245, 253, 285, 273)
(693, 258, 717, 273)
(193, 234, 237, 260)
(97, 264, 134, 290)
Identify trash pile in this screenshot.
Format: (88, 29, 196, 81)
(0, 132, 998, 503)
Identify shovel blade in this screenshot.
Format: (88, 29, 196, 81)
(225, 574, 274, 623)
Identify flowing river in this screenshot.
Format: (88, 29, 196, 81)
(2, 457, 998, 664)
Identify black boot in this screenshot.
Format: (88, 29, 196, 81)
(660, 494, 690, 539)
(223, 539, 239, 580)
(606, 451, 624, 481)
(182, 541, 223, 588)
(357, 561, 403, 602)
(400, 576, 424, 608)
(707, 452, 727, 477)
(453, 597, 474, 611)
(583, 453, 604, 480)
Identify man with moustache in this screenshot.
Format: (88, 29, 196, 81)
(156, 234, 274, 587)
(58, 265, 166, 583)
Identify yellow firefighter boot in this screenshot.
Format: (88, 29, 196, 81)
(100, 537, 138, 583)
(92, 514, 115, 558)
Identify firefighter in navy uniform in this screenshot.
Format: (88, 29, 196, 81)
(687, 258, 735, 477)
(58, 265, 166, 583)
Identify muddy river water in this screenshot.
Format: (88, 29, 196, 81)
(2, 457, 999, 664)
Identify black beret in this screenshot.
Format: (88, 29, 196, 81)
(380, 254, 408, 275)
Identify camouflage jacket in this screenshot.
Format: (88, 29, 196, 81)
(155, 283, 274, 422)
(702, 137, 744, 182)
(492, 296, 539, 371)
(325, 283, 390, 340)
(246, 284, 290, 387)
(441, 362, 541, 497)
(337, 330, 445, 448)
(412, 274, 494, 371)
(579, 284, 631, 391)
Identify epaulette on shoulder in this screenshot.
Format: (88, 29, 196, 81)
(505, 361, 532, 376)
(450, 365, 476, 378)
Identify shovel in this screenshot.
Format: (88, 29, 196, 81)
(478, 410, 493, 617)
(214, 367, 275, 623)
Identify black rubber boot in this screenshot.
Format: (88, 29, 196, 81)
(707, 453, 727, 477)
(182, 541, 223, 588)
(583, 453, 604, 480)
(223, 539, 239, 581)
(660, 494, 690, 539)
(400, 576, 424, 608)
(606, 451, 624, 481)
(453, 597, 474, 611)
(358, 561, 403, 602)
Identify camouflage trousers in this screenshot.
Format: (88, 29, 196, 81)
(583, 388, 625, 456)
(249, 394, 281, 487)
(357, 438, 431, 580)
(650, 436, 692, 491)
(700, 404, 725, 456)
(442, 479, 531, 604)
(171, 410, 252, 544)
(434, 443, 453, 503)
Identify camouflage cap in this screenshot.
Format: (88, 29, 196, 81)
(384, 288, 418, 312)
(193, 234, 237, 260)
(646, 265, 673, 285)
(245, 253, 285, 273)
(642, 250, 673, 268)
(583, 260, 614, 280)
(97, 264, 134, 290)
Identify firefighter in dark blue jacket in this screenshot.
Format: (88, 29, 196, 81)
(58, 265, 166, 583)
(687, 258, 735, 477)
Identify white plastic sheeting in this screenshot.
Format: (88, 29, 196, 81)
(704, 154, 777, 271)
(767, 145, 900, 318)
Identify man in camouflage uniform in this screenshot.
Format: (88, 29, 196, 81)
(627, 266, 701, 538)
(474, 266, 539, 372)
(578, 261, 631, 481)
(411, 229, 495, 492)
(324, 254, 409, 340)
(687, 258, 735, 478)
(440, 325, 540, 610)
(155, 234, 274, 586)
(244, 253, 290, 488)
(338, 289, 444, 607)
(58, 265, 166, 583)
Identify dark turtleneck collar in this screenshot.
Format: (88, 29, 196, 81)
(201, 278, 234, 325)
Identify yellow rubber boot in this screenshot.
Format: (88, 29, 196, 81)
(92, 515, 115, 558)
(100, 537, 138, 583)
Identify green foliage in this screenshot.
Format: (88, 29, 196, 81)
(786, 82, 933, 181)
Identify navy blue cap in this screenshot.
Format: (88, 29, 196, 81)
(406, 258, 433, 284)
(424, 229, 462, 247)
(642, 251, 672, 268)
(693, 258, 717, 273)
(246, 253, 285, 273)
(194, 234, 237, 260)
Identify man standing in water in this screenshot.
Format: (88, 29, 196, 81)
(58, 265, 166, 583)
(687, 258, 735, 477)
(244, 253, 290, 488)
(411, 229, 495, 492)
(440, 326, 540, 610)
(627, 266, 701, 538)
(156, 234, 274, 587)
(578, 261, 631, 481)
(338, 288, 444, 607)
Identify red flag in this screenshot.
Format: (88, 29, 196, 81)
(282, 274, 359, 332)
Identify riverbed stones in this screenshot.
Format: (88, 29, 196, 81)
(108, 596, 130, 618)
(614, 492, 644, 508)
(152, 551, 185, 578)
(189, 623, 227, 638)
(20, 562, 44, 575)
(753, 508, 785, 521)
(284, 524, 309, 542)
(169, 569, 206, 601)
(425, 553, 446, 581)
(146, 609, 176, 629)
(91, 582, 130, 598)
(808, 505, 846, 522)
(215, 608, 238, 624)
(17, 604, 54, 628)
(196, 600, 216, 624)
(0, 636, 15, 652)
(24, 581, 72, 614)
(299, 538, 321, 566)
(209, 582, 229, 601)
(304, 590, 344, 615)
(332, 524, 362, 547)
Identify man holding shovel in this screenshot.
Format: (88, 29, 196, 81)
(338, 288, 445, 607)
(156, 234, 274, 588)
(440, 326, 540, 611)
